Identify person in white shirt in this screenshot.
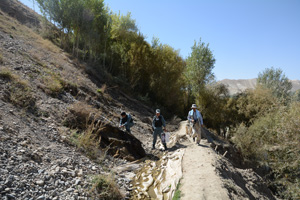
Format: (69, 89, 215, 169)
(187, 104, 204, 145)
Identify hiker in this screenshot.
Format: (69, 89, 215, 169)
(152, 109, 168, 151)
(119, 112, 134, 133)
(187, 104, 204, 145)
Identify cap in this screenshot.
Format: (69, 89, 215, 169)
(156, 109, 160, 113)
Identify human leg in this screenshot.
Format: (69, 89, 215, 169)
(152, 131, 157, 149)
(194, 123, 201, 144)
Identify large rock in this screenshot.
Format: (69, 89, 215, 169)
(98, 124, 146, 161)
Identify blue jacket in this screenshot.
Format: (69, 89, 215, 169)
(119, 114, 133, 128)
(187, 109, 203, 125)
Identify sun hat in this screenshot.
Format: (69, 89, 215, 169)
(191, 104, 197, 108)
(156, 109, 160, 113)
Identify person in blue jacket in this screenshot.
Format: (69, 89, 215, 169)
(152, 109, 168, 150)
(119, 112, 134, 133)
(187, 104, 204, 145)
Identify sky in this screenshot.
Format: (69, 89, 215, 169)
(20, 0, 300, 81)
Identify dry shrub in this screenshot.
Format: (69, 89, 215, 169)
(0, 68, 35, 108)
(90, 174, 122, 199)
(0, 67, 14, 80)
(232, 102, 300, 199)
(65, 101, 97, 129)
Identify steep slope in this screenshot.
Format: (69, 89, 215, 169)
(0, 2, 157, 199)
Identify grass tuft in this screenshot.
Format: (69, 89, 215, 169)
(90, 174, 122, 200)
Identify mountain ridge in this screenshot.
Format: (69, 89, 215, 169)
(218, 78, 300, 95)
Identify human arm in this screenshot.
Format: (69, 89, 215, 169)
(152, 116, 156, 130)
(161, 116, 167, 131)
(119, 118, 123, 127)
(198, 111, 204, 127)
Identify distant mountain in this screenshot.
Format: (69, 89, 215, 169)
(218, 79, 300, 95)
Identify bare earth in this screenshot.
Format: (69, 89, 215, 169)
(180, 123, 229, 200)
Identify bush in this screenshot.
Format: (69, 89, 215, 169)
(64, 102, 97, 129)
(232, 102, 300, 199)
(90, 174, 122, 199)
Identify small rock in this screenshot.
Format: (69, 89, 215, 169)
(6, 194, 16, 200)
(36, 180, 44, 186)
(37, 195, 45, 200)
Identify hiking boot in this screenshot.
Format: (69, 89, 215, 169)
(152, 146, 155, 150)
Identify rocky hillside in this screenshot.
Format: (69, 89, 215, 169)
(0, 1, 165, 199)
(0, 1, 280, 200)
(219, 78, 300, 95)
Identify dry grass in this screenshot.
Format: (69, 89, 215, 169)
(0, 67, 14, 80)
(90, 174, 122, 199)
(0, 67, 35, 108)
(64, 101, 98, 129)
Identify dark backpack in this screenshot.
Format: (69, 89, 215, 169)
(154, 115, 163, 127)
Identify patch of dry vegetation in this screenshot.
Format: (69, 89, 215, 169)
(0, 67, 35, 108)
(65, 102, 108, 160)
(90, 174, 123, 199)
(38, 69, 77, 97)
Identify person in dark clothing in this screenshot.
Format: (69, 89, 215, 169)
(119, 112, 134, 133)
(152, 109, 167, 150)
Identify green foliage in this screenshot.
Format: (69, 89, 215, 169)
(172, 182, 181, 200)
(232, 102, 300, 199)
(185, 38, 215, 98)
(90, 174, 122, 199)
(197, 83, 230, 134)
(292, 89, 300, 102)
(235, 87, 278, 124)
(257, 67, 292, 100)
(37, 0, 109, 59)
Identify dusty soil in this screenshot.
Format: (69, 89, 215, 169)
(180, 138, 229, 199)
(129, 121, 278, 199)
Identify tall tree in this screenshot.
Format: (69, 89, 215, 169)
(257, 67, 292, 99)
(185, 38, 215, 110)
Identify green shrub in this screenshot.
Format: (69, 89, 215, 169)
(172, 182, 181, 200)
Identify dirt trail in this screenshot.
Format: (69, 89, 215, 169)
(178, 122, 230, 200)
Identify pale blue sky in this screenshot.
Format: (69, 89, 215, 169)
(20, 0, 300, 81)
